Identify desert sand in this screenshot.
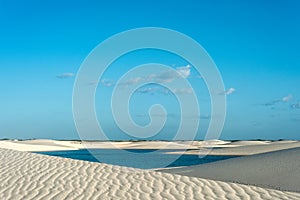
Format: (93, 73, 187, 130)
(1, 139, 300, 154)
(0, 140, 80, 152)
(160, 147, 300, 193)
(166, 140, 300, 156)
(0, 140, 196, 152)
(1, 148, 300, 200)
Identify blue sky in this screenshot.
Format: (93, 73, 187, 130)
(0, 0, 299, 140)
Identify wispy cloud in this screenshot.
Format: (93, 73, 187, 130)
(175, 65, 191, 79)
(172, 88, 193, 95)
(136, 113, 177, 118)
(128, 64, 191, 85)
(135, 113, 212, 120)
(263, 94, 293, 107)
(218, 88, 236, 95)
(98, 64, 192, 88)
(136, 87, 161, 95)
(56, 73, 75, 79)
(88, 79, 116, 87)
(282, 94, 293, 102)
(135, 86, 193, 95)
(100, 79, 116, 87)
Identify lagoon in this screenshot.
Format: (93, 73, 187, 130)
(38, 149, 238, 169)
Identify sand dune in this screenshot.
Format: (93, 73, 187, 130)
(79, 141, 196, 149)
(0, 140, 79, 152)
(2, 139, 300, 159)
(167, 140, 300, 156)
(160, 147, 300, 193)
(0, 148, 299, 200)
(206, 140, 300, 155)
(0, 140, 200, 151)
(226, 140, 271, 146)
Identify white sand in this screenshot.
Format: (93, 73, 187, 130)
(0, 140, 80, 152)
(0, 140, 199, 151)
(0, 148, 299, 200)
(160, 147, 300, 193)
(2, 139, 300, 156)
(226, 140, 271, 146)
(80, 141, 196, 149)
(167, 140, 300, 156)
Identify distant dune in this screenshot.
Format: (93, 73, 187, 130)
(1, 139, 299, 153)
(167, 140, 300, 156)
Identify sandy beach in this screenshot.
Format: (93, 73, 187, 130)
(0, 140, 300, 199)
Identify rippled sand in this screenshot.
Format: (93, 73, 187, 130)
(0, 148, 299, 200)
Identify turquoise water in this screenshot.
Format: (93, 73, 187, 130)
(38, 149, 237, 169)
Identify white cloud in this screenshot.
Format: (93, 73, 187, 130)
(263, 94, 293, 107)
(282, 94, 293, 102)
(219, 88, 236, 95)
(171, 88, 193, 95)
(138, 64, 191, 84)
(88, 79, 115, 87)
(136, 86, 193, 95)
(124, 77, 145, 85)
(176, 64, 191, 79)
(56, 73, 75, 79)
(136, 87, 158, 94)
(100, 79, 115, 87)
(97, 65, 194, 95)
(225, 88, 236, 95)
(136, 113, 176, 118)
(99, 64, 192, 87)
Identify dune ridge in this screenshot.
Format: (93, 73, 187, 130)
(0, 148, 300, 200)
(1, 139, 300, 154)
(167, 140, 300, 156)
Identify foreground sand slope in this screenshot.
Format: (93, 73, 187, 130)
(0, 148, 300, 200)
(161, 147, 300, 193)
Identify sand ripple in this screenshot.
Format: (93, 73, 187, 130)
(0, 148, 299, 200)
